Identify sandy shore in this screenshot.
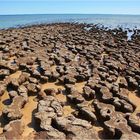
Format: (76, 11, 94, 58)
(0, 23, 140, 139)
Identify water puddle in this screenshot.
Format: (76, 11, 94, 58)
(84, 26, 92, 31)
(127, 30, 134, 40)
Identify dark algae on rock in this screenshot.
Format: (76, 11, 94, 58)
(0, 23, 140, 139)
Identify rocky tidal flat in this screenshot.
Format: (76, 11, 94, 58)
(0, 23, 140, 139)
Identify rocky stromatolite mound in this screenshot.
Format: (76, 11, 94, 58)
(0, 23, 140, 139)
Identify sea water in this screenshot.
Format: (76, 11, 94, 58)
(0, 14, 140, 29)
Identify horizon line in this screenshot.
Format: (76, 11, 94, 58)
(1, 13, 140, 16)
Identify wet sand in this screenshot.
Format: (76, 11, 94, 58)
(21, 96, 38, 137)
(0, 91, 9, 134)
(129, 91, 140, 111)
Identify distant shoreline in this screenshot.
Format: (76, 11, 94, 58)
(0, 23, 139, 42)
(0, 22, 137, 31)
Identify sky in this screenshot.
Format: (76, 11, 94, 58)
(0, 0, 140, 15)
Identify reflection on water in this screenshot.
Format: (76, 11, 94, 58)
(127, 30, 134, 40)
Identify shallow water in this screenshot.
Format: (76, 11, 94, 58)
(0, 14, 140, 29)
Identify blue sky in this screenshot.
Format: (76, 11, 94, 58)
(0, 0, 140, 15)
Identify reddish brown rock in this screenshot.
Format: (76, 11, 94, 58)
(54, 115, 99, 139)
(94, 100, 140, 139)
(3, 96, 27, 120)
(0, 120, 24, 140)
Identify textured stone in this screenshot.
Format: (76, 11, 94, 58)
(54, 115, 98, 139)
(3, 96, 27, 120)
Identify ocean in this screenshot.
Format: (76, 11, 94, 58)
(0, 14, 140, 29)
